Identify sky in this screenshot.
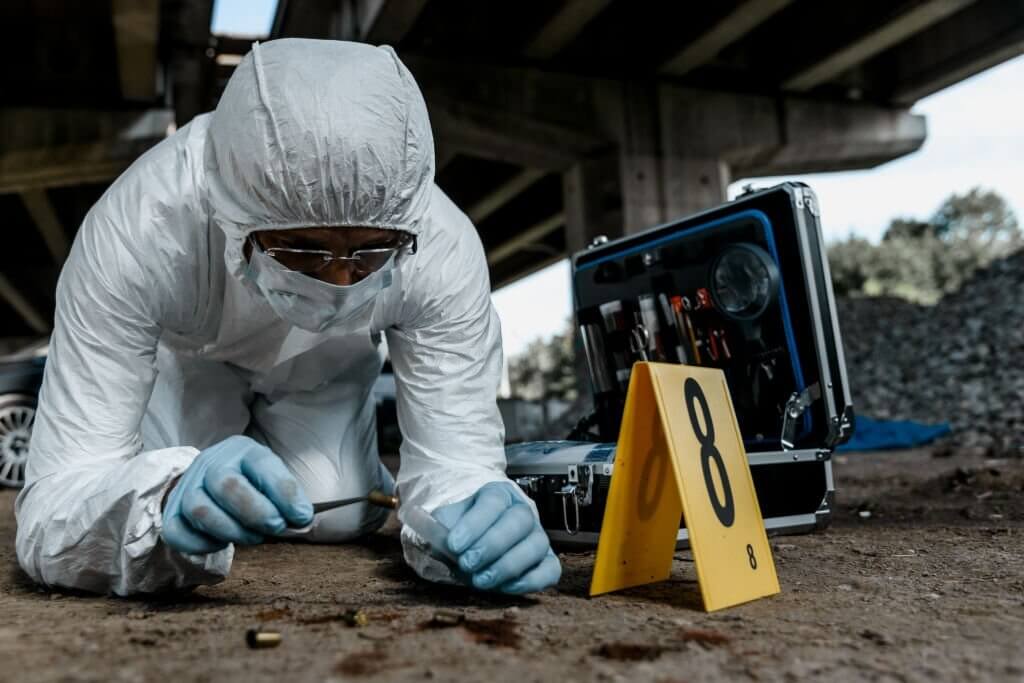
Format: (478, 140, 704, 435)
(206, 2, 1024, 359)
(211, 0, 278, 35)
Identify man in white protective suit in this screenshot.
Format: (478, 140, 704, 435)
(15, 39, 561, 596)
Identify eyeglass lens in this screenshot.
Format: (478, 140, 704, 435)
(265, 243, 408, 275)
(268, 250, 333, 274)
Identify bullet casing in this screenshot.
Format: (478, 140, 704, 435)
(366, 490, 399, 509)
(246, 629, 282, 649)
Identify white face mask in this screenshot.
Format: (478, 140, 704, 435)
(245, 245, 395, 333)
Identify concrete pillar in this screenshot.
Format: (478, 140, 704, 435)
(617, 82, 668, 233)
(562, 152, 624, 419)
(599, 83, 739, 235)
(661, 156, 731, 220)
(562, 153, 624, 254)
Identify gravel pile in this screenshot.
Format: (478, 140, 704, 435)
(838, 249, 1024, 457)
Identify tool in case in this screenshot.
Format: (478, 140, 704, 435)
(507, 182, 854, 546)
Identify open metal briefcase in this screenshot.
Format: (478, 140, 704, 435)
(507, 182, 855, 547)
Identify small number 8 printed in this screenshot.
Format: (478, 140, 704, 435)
(746, 543, 758, 570)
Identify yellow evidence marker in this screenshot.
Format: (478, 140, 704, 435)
(589, 362, 780, 611)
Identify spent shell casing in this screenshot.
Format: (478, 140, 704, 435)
(430, 610, 465, 627)
(342, 609, 369, 627)
(246, 629, 282, 649)
(366, 490, 399, 509)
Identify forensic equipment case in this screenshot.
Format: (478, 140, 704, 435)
(507, 182, 854, 546)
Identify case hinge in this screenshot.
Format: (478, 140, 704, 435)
(781, 382, 822, 450)
(793, 186, 820, 217)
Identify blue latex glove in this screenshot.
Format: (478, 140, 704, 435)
(432, 481, 561, 594)
(161, 435, 313, 555)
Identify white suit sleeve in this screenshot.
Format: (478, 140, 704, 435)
(15, 134, 232, 596)
(386, 192, 535, 583)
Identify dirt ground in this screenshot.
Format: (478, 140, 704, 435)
(1, 448, 1022, 683)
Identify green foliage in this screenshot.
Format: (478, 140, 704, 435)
(507, 323, 578, 402)
(829, 188, 1022, 304)
(826, 236, 873, 297)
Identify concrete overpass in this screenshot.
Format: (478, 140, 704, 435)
(268, 0, 1024, 287)
(1, 0, 1022, 343)
(0, 0, 215, 347)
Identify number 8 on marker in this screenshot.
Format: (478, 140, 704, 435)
(684, 378, 735, 528)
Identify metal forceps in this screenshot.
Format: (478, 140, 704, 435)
(287, 489, 398, 534)
(629, 325, 650, 362)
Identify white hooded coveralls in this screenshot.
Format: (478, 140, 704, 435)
(15, 39, 517, 595)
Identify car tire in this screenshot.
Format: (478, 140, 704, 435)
(0, 393, 35, 488)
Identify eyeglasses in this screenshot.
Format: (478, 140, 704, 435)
(252, 232, 417, 275)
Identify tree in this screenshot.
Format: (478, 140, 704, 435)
(929, 188, 1022, 293)
(829, 188, 1022, 303)
(882, 218, 933, 241)
(827, 235, 873, 297)
(931, 187, 1020, 243)
(507, 323, 578, 402)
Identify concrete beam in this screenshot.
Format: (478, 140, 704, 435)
(403, 55, 606, 134)
(411, 57, 926, 255)
(428, 97, 610, 171)
(487, 212, 565, 265)
(467, 169, 546, 224)
(660, 0, 794, 76)
(0, 139, 162, 195)
(881, 0, 1024, 104)
(112, 0, 161, 101)
(360, 0, 429, 44)
(739, 99, 927, 176)
(19, 190, 70, 264)
(783, 0, 977, 91)
(523, 0, 613, 59)
(0, 108, 172, 194)
(0, 273, 49, 334)
(896, 35, 1024, 104)
(657, 85, 926, 179)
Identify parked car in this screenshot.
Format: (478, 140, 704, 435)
(0, 340, 401, 489)
(0, 339, 47, 488)
(373, 360, 401, 455)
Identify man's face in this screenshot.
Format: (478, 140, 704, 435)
(244, 227, 408, 286)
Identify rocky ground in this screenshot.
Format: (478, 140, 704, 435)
(839, 249, 1024, 458)
(2, 447, 1022, 683)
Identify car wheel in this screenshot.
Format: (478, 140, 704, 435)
(0, 393, 35, 488)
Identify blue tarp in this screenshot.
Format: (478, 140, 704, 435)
(837, 415, 952, 452)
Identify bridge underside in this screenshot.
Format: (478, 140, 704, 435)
(272, 0, 1023, 288)
(0, 0, 1021, 341)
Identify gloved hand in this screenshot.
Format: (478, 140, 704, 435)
(432, 481, 561, 594)
(161, 435, 313, 555)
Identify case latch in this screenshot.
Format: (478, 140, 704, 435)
(568, 464, 594, 506)
(781, 382, 822, 450)
(555, 464, 594, 535)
